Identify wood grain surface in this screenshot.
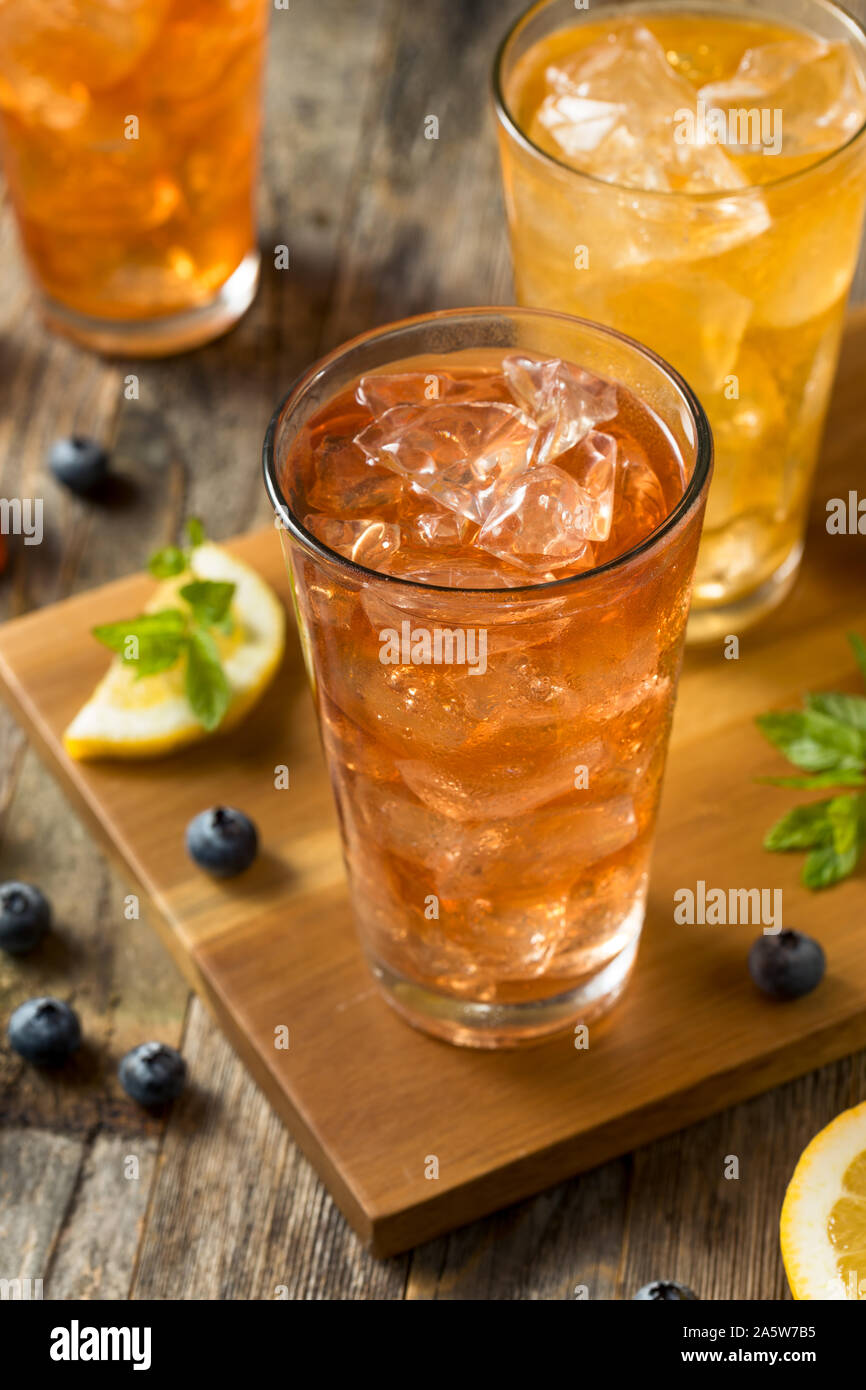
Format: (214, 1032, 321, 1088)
(1, 0, 866, 1297)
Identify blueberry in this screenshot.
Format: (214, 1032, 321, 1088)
(48, 436, 109, 495)
(748, 929, 825, 1001)
(7, 997, 81, 1066)
(186, 806, 258, 878)
(0, 881, 51, 954)
(633, 1281, 698, 1301)
(118, 1042, 187, 1106)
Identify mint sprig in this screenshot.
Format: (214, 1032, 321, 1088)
(179, 579, 234, 630)
(148, 517, 207, 580)
(755, 708, 865, 773)
(758, 633, 866, 889)
(92, 521, 235, 732)
(185, 629, 230, 732)
(92, 610, 188, 678)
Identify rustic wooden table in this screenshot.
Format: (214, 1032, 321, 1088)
(2, 0, 866, 1300)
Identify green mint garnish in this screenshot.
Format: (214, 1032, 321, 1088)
(185, 628, 230, 732)
(799, 793, 866, 889)
(148, 546, 187, 579)
(757, 770, 866, 789)
(92, 609, 188, 679)
(92, 610, 186, 650)
(806, 690, 866, 733)
(179, 580, 235, 630)
(185, 516, 205, 548)
(148, 516, 207, 580)
(763, 800, 837, 851)
(755, 709, 865, 773)
(92, 522, 236, 731)
(758, 633, 866, 890)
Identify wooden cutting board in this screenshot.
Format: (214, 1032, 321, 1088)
(1, 314, 865, 1256)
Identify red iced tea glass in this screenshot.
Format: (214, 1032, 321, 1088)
(264, 308, 712, 1047)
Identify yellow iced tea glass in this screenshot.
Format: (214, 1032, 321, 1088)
(0, 0, 267, 356)
(494, 0, 866, 640)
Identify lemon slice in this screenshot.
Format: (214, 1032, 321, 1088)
(64, 543, 285, 760)
(781, 1100, 866, 1300)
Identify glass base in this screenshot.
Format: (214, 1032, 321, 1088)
(686, 539, 804, 645)
(367, 933, 640, 1049)
(38, 250, 261, 358)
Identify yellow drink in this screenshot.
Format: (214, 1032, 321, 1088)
(495, 1, 866, 638)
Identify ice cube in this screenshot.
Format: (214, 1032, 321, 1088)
(449, 893, 572, 978)
(137, 0, 262, 102)
(397, 742, 598, 821)
(334, 657, 490, 756)
(443, 650, 587, 736)
(699, 37, 866, 158)
(477, 464, 598, 573)
(531, 22, 749, 192)
(412, 509, 474, 547)
(502, 355, 618, 462)
(597, 441, 669, 559)
(378, 551, 531, 588)
(354, 400, 537, 523)
(1, 112, 180, 233)
(590, 269, 754, 395)
(304, 515, 401, 569)
(534, 93, 627, 159)
(306, 442, 406, 519)
(578, 627, 672, 723)
(562, 861, 649, 974)
(319, 696, 401, 784)
(357, 370, 510, 413)
(0, 1, 170, 102)
(702, 343, 787, 525)
(437, 798, 639, 898)
(346, 777, 462, 876)
(557, 430, 618, 541)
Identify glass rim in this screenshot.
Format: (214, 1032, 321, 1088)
(262, 305, 713, 598)
(492, 0, 866, 202)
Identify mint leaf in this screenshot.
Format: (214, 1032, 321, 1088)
(764, 800, 834, 852)
(185, 628, 230, 731)
(806, 690, 866, 732)
(756, 709, 865, 773)
(92, 609, 186, 655)
(92, 521, 234, 735)
(93, 610, 188, 678)
(148, 546, 187, 579)
(186, 517, 206, 549)
(129, 635, 188, 678)
(802, 842, 859, 890)
(828, 794, 861, 853)
(758, 638, 866, 890)
(800, 794, 866, 888)
(849, 632, 866, 685)
(757, 770, 866, 789)
(179, 580, 235, 628)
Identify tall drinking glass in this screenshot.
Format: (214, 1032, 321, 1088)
(0, 0, 267, 355)
(264, 307, 712, 1047)
(494, 0, 866, 641)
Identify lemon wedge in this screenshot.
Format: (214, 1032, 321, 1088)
(64, 542, 285, 760)
(781, 1100, 866, 1300)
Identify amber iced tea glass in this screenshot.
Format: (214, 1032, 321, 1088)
(264, 308, 711, 1048)
(0, 0, 267, 355)
(494, 0, 866, 641)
